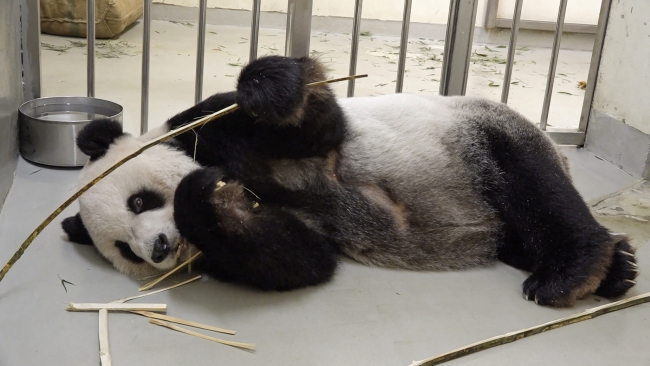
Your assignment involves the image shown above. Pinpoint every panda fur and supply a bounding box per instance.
[62,56,638,307]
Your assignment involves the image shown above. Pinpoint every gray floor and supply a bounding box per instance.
[0,146,647,366]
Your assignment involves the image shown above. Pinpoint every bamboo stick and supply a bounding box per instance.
[0,73,367,285]
[98,309,112,366]
[409,291,650,366]
[139,253,203,291]
[113,275,201,303]
[131,310,236,335]
[149,318,255,351]
[66,303,167,312]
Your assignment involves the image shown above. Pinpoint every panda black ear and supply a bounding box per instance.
[62,213,95,246]
[76,119,125,161]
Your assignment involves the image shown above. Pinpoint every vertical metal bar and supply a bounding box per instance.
[439,0,478,96]
[195,0,207,104]
[579,0,613,133]
[484,0,498,28]
[87,0,95,97]
[500,0,523,104]
[284,0,313,58]
[21,0,41,101]
[539,0,568,131]
[395,0,413,93]
[347,0,363,97]
[250,0,261,61]
[141,0,152,134]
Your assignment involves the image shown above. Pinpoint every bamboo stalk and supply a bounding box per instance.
[409,291,650,366]
[149,318,255,351]
[139,252,203,291]
[131,310,236,335]
[98,309,112,366]
[66,303,167,312]
[0,73,367,285]
[112,275,201,303]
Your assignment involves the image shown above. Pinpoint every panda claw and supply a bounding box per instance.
[534,296,540,305]
[624,279,636,285]
[619,250,635,258]
[523,293,529,301]
[627,260,638,269]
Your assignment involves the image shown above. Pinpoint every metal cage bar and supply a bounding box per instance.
[347,0,363,97]
[395,0,413,93]
[539,0,568,131]
[500,0,523,104]
[140,0,152,134]
[578,0,613,133]
[285,0,313,58]
[195,0,208,104]
[439,0,478,96]
[249,0,262,61]
[87,0,95,97]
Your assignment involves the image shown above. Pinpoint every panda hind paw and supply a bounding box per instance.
[594,239,638,299]
[522,270,582,308]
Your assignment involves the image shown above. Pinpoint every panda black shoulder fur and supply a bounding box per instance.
[62,56,638,307]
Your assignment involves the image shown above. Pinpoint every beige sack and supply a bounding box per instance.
[40,0,143,39]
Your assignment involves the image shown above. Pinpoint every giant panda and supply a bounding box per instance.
[61,55,638,307]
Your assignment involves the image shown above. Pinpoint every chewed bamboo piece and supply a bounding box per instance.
[112,275,201,303]
[132,310,236,335]
[0,73,367,285]
[149,318,256,351]
[139,252,203,291]
[67,302,167,312]
[98,309,112,366]
[409,291,650,366]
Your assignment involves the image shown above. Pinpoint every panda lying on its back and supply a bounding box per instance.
[62,56,637,307]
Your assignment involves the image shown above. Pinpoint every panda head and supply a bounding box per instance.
[62,120,200,276]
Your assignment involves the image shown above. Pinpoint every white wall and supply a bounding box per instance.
[498,0,600,25]
[592,0,650,135]
[153,0,489,27]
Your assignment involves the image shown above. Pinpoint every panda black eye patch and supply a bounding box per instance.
[127,189,165,214]
[115,241,145,263]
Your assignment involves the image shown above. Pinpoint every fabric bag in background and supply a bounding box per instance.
[40,0,143,39]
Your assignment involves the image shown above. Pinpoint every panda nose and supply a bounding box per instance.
[151,234,170,263]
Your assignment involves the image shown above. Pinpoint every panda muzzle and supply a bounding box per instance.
[151,234,171,263]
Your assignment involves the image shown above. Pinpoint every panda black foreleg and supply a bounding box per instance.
[173,167,339,291]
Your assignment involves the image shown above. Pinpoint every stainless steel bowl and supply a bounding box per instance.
[19,96,123,167]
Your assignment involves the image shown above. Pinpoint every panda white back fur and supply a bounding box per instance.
[62,56,638,307]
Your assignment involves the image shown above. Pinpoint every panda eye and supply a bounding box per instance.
[128,190,165,214]
[134,198,143,212]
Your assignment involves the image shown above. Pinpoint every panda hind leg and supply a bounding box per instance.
[174,167,339,291]
[479,127,636,307]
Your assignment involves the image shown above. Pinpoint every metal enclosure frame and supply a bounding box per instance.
[20,0,613,146]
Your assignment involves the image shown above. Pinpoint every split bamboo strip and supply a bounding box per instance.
[0,73,367,285]
[150,318,256,351]
[132,310,236,335]
[139,252,203,291]
[409,291,650,366]
[67,303,167,312]
[113,275,201,303]
[98,309,112,366]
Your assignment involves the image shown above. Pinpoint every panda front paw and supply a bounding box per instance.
[236,56,313,125]
[173,167,226,244]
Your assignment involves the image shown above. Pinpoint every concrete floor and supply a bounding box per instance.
[40,20,591,135]
[0,146,647,365]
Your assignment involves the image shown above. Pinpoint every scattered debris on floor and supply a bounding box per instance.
[66,257,256,364]
[578,80,587,89]
[590,181,650,249]
[409,291,650,366]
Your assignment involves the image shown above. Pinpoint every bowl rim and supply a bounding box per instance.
[18,96,123,124]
